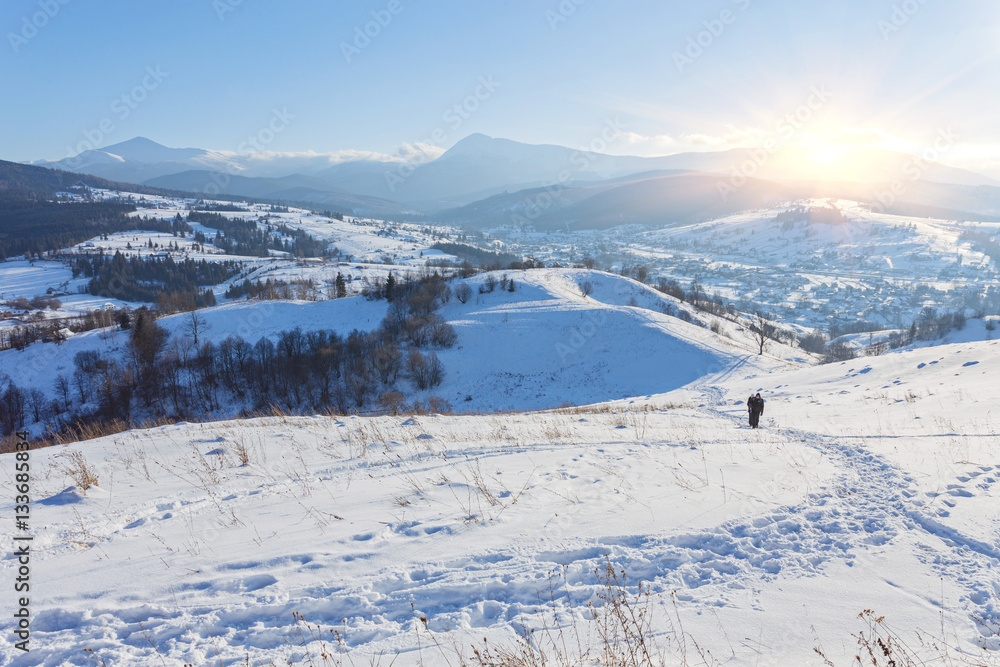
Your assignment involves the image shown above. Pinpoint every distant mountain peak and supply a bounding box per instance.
[108,136,169,150]
[96,137,206,164]
[454,132,494,144]
[442,133,500,156]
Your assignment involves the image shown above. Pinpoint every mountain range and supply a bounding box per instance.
[26,135,1000,227]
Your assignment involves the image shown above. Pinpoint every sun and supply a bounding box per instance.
[769,142,863,182]
[811,147,845,164]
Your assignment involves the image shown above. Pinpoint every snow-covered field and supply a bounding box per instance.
[2,329,999,664]
[2,190,999,665]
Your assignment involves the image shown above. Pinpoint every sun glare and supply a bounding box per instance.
[811,148,843,164]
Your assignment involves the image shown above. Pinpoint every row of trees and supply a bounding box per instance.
[70,251,240,309]
[0,200,139,259]
[224,277,325,301]
[187,211,326,258]
[3,269,463,435]
[797,307,970,362]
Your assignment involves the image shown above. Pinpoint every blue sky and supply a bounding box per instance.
[3,0,999,175]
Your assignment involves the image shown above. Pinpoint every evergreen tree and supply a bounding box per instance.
[385,272,396,301]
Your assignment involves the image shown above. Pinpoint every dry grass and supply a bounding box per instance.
[262,560,1000,667]
[58,449,100,491]
[229,431,264,467]
[466,557,719,667]
[552,402,689,416]
[813,610,1000,667]
[0,397,688,456]
[0,416,184,453]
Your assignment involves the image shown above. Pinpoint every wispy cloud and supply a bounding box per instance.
[222,142,446,167]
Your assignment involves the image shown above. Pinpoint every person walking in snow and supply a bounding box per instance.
[747,392,765,428]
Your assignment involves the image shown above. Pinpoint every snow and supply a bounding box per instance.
[0,261,79,301]
[0,266,793,423]
[2,190,1000,665]
[491,198,1000,331]
[3,326,1000,664]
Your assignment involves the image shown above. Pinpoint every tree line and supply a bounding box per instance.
[188,211,326,258]
[0,272,460,437]
[70,251,240,309]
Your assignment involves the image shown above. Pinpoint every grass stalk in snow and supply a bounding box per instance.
[58,449,100,490]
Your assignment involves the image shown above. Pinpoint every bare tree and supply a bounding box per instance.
[28,388,47,424]
[185,311,210,346]
[371,343,402,385]
[1,383,27,435]
[345,358,376,407]
[748,311,778,355]
[407,350,445,390]
[580,281,594,297]
[54,374,72,411]
[455,283,473,304]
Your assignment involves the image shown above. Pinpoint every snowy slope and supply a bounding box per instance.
[0,268,779,423]
[432,268,789,411]
[3,334,999,664]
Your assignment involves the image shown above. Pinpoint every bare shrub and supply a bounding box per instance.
[455,282,473,304]
[823,341,857,363]
[377,391,409,415]
[60,450,100,491]
[429,316,458,348]
[407,350,445,390]
[231,434,259,467]
[371,343,402,385]
[411,395,452,414]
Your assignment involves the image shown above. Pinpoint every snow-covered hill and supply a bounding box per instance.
[494,197,1000,332]
[2,337,998,665]
[0,268,786,422]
